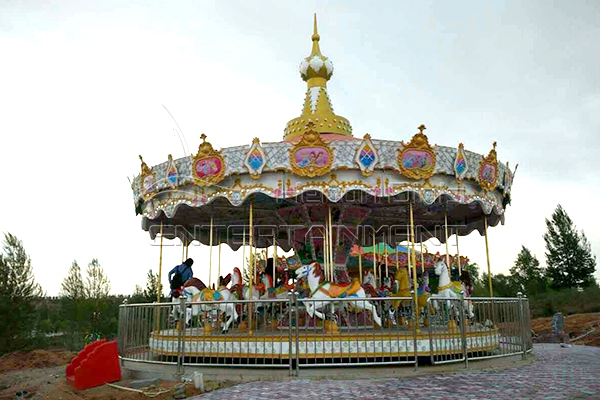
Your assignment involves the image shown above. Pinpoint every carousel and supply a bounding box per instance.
[128,16,518,366]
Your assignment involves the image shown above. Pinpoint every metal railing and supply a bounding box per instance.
[295,296,417,369]
[118,292,532,376]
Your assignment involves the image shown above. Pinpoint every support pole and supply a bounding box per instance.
[155,222,164,332]
[185,242,189,259]
[218,242,222,286]
[323,217,329,281]
[182,239,185,262]
[358,249,363,284]
[409,202,420,331]
[329,206,335,282]
[384,233,389,280]
[249,202,254,335]
[456,230,461,275]
[406,220,412,281]
[372,230,377,286]
[444,210,451,274]
[324,211,328,281]
[420,233,425,274]
[484,216,493,298]
[157,222,164,304]
[273,233,277,286]
[209,216,213,289]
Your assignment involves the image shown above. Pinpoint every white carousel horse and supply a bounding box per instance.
[295,262,382,327]
[431,260,474,319]
[363,270,376,288]
[230,267,264,305]
[172,277,239,333]
[259,272,293,300]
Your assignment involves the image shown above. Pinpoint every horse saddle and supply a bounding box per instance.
[326,279,361,298]
[439,281,463,294]
[198,288,222,302]
[267,286,290,298]
[183,277,206,291]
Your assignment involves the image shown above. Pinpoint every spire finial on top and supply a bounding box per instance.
[311,13,322,56]
[285,15,352,140]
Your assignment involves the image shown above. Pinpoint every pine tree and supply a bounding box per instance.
[143,269,163,302]
[84,259,111,300]
[0,233,42,353]
[509,246,545,295]
[543,205,596,289]
[61,261,85,300]
[130,285,146,303]
[59,261,86,337]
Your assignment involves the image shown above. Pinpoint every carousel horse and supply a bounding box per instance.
[171,276,239,333]
[295,262,382,327]
[417,272,431,314]
[390,267,412,308]
[380,275,394,296]
[230,267,265,307]
[431,260,474,319]
[259,272,294,300]
[460,270,474,297]
[361,270,379,297]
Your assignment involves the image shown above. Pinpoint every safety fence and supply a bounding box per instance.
[118,293,532,376]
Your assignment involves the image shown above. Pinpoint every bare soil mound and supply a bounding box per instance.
[0,349,76,374]
[531,312,600,347]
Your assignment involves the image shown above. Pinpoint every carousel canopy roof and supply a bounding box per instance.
[350,243,416,256]
[132,17,517,251]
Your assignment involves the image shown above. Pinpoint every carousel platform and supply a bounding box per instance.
[148,325,501,360]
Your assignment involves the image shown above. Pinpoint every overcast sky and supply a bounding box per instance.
[1,0,599,296]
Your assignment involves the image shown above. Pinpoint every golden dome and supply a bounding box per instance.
[284,14,353,140]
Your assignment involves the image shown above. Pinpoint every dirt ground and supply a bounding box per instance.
[2,313,599,399]
[531,312,600,347]
[0,350,232,400]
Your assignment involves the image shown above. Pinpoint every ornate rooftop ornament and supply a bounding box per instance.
[284,14,352,140]
[398,125,437,180]
[289,122,334,177]
[139,155,157,199]
[192,134,226,187]
[478,142,499,191]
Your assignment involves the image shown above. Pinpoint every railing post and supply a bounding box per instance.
[411,291,418,370]
[177,297,186,376]
[523,294,531,351]
[517,292,526,360]
[459,291,468,368]
[294,291,300,377]
[287,292,293,377]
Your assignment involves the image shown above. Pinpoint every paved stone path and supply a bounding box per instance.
[194,344,600,400]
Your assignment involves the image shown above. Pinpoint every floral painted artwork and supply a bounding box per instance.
[142,174,156,194]
[402,150,433,170]
[480,164,496,183]
[194,156,222,178]
[294,147,329,168]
